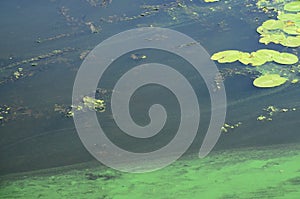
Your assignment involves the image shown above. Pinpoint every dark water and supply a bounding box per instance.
[0,0,299,175]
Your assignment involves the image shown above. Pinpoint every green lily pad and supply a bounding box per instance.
[284,1,300,12]
[211,50,242,63]
[273,52,299,64]
[253,74,288,88]
[280,36,300,47]
[282,25,300,35]
[259,35,272,45]
[260,33,286,45]
[249,53,268,66]
[255,49,280,61]
[262,19,284,30]
[256,26,270,36]
[277,13,300,21]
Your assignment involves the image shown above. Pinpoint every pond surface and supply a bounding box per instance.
[0,0,300,198]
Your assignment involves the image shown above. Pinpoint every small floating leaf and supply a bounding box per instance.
[253,74,288,88]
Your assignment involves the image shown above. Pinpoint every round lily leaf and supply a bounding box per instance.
[253,74,288,88]
[284,1,300,12]
[277,13,300,21]
[282,25,300,35]
[249,53,267,66]
[268,33,286,44]
[262,19,283,30]
[256,26,269,36]
[280,36,300,47]
[211,50,241,63]
[238,53,252,65]
[259,35,272,45]
[255,49,280,61]
[273,52,299,64]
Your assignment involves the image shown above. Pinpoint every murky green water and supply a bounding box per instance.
[0,0,300,198]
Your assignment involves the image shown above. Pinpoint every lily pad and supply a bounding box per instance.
[253,74,288,88]
[280,36,300,47]
[249,53,268,66]
[273,52,299,64]
[277,13,300,21]
[255,49,280,61]
[211,50,242,63]
[282,25,300,35]
[262,19,284,30]
[256,26,269,35]
[284,1,300,12]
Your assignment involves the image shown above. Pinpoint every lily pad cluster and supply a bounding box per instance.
[211,49,298,66]
[257,1,300,47]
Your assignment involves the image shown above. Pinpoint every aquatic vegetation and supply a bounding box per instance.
[257,0,300,47]
[273,52,299,64]
[284,1,300,12]
[211,49,298,66]
[221,122,242,133]
[253,74,288,88]
[82,96,106,112]
[55,94,106,118]
[257,105,298,121]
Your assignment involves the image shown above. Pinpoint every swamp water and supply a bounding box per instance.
[0,0,300,198]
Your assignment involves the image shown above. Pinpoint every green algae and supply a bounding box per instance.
[1,144,299,199]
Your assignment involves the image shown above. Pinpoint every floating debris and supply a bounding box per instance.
[85,22,100,33]
[36,33,72,44]
[257,105,298,122]
[79,50,91,60]
[213,72,224,91]
[3,48,75,70]
[130,53,147,60]
[221,122,242,133]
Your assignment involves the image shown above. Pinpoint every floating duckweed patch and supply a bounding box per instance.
[284,1,300,12]
[211,49,298,66]
[253,74,288,88]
